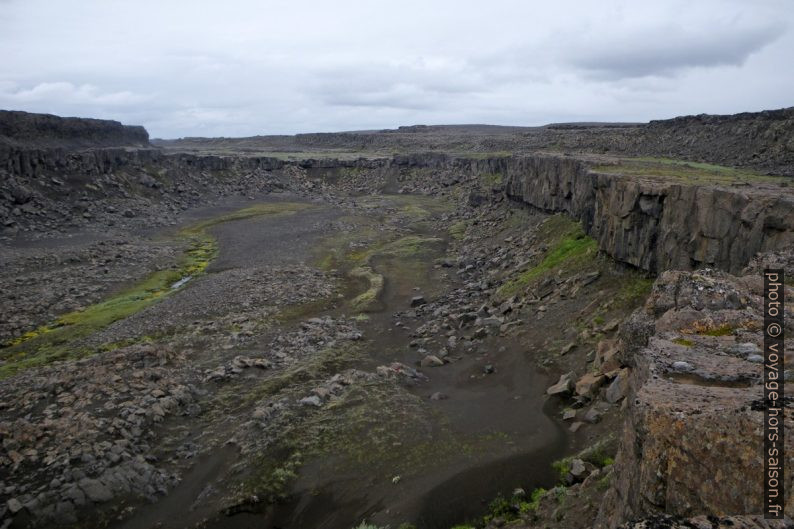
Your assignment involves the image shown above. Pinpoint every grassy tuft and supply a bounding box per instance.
[498,215,597,297]
[449,220,468,240]
[349,266,385,312]
[0,235,216,379]
[614,276,654,307]
[479,172,503,190]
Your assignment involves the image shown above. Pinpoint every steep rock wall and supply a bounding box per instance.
[0,110,150,149]
[595,261,794,527]
[3,146,793,275]
[502,155,794,274]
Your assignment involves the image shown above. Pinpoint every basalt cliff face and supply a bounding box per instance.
[3,145,793,275]
[0,110,150,150]
[155,106,794,176]
[596,254,794,528]
[500,156,794,274]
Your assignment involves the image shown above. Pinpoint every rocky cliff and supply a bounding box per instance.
[304,152,794,275]
[596,252,794,527]
[0,110,150,149]
[637,107,794,174]
[2,119,794,528]
[4,144,792,276]
[502,155,794,274]
[156,107,794,176]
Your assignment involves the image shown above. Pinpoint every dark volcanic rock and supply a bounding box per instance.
[503,155,794,274]
[597,258,794,526]
[0,110,150,149]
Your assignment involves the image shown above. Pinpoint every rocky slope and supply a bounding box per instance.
[5,145,791,276]
[0,111,149,150]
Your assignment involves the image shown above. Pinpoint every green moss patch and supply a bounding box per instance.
[349,266,385,312]
[614,276,654,307]
[591,157,789,186]
[0,203,310,378]
[497,215,598,297]
[449,220,468,240]
[479,172,503,190]
[227,346,500,507]
[699,323,735,336]
[184,202,314,234]
[0,235,217,379]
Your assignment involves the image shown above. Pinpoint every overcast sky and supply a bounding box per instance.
[1,0,792,138]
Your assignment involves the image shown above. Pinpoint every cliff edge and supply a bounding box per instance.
[0,110,150,150]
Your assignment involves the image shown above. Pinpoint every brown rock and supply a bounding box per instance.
[595,338,621,374]
[575,372,606,398]
[420,355,444,367]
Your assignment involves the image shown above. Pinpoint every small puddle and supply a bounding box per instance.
[170,275,193,290]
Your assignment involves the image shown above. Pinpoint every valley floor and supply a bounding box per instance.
[1,155,791,529]
[0,171,648,529]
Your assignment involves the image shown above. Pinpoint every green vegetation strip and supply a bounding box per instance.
[592,156,790,186]
[497,214,598,297]
[0,202,312,378]
[316,212,444,313]
[349,266,385,312]
[446,437,617,529]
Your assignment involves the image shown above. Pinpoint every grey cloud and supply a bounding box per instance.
[307,61,487,111]
[0,0,792,137]
[570,22,787,79]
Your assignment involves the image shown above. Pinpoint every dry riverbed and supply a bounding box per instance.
[1,180,651,529]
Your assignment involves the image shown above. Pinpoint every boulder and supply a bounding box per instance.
[605,368,631,403]
[570,458,587,479]
[420,355,444,367]
[410,295,426,307]
[583,407,603,424]
[78,478,113,503]
[547,372,575,396]
[575,372,606,398]
[595,338,621,374]
[7,498,23,514]
[299,395,322,407]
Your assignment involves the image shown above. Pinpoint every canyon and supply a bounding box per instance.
[0,109,792,529]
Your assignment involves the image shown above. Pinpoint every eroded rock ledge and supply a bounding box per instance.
[502,155,794,274]
[596,251,794,527]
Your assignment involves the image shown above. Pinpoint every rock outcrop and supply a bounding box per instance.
[503,155,794,274]
[0,110,150,149]
[596,253,794,527]
[637,108,794,175]
[3,142,792,276]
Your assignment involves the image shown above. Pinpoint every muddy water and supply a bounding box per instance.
[118,194,567,529]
